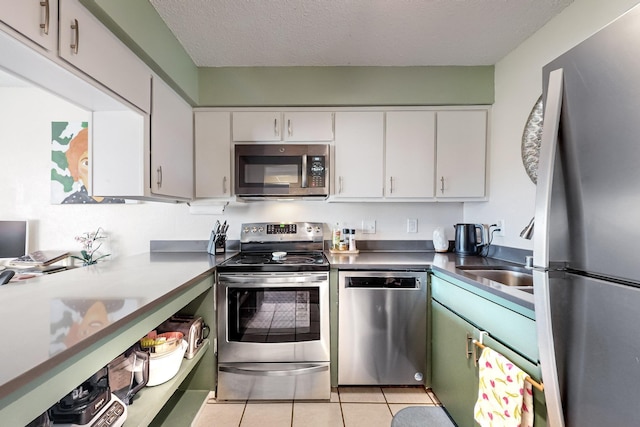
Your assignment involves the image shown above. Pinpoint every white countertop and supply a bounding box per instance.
[0,252,226,400]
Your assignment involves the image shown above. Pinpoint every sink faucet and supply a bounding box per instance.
[520,217,535,239]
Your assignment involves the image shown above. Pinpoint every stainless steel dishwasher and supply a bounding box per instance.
[338,270,427,385]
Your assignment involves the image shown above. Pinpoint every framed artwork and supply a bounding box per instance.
[51,121,125,204]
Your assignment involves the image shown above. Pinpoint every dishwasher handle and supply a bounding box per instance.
[344,276,422,289]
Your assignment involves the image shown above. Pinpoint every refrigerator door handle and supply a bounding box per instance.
[533,270,565,427]
[532,68,565,427]
[533,68,564,269]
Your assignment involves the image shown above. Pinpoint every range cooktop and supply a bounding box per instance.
[225,251,326,265]
[218,222,329,272]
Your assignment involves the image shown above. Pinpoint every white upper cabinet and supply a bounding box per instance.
[0,0,58,51]
[283,112,334,141]
[150,76,194,199]
[91,110,147,199]
[385,111,436,198]
[333,111,384,198]
[195,111,232,199]
[232,111,281,141]
[232,111,334,142]
[91,76,194,202]
[58,0,151,113]
[436,110,487,199]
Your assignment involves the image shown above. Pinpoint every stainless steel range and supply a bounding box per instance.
[216,222,330,400]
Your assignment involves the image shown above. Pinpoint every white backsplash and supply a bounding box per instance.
[1,86,464,259]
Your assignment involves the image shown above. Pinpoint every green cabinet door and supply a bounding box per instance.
[431,299,479,427]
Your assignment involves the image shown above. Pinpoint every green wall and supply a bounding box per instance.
[80,2,494,107]
[198,66,494,107]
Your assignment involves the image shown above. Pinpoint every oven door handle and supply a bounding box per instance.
[219,364,328,377]
[219,274,328,285]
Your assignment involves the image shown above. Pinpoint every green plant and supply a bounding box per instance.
[72,227,110,266]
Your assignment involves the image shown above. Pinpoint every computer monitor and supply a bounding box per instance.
[0,220,29,264]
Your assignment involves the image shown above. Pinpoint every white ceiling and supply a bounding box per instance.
[149,0,574,67]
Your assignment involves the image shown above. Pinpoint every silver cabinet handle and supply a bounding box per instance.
[339,176,343,194]
[157,166,163,188]
[440,176,445,194]
[40,0,50,35]
[288,119,292,137]
[331,113,335,140]
[274,118,278,137]
[465,333,473,360]
[390,176,394,194]
[70,19,79,54]
[219,364,328,377]
[222,176,227,194]
[472,339,479,367]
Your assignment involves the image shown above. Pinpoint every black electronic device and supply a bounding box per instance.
[0,270,15,285]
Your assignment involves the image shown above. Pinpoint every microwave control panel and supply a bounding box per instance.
[308,156,326,188]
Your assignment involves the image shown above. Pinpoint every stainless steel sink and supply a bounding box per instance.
[457,265,533,289]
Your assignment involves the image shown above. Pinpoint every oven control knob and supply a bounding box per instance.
[306,226,312,233]
[251,227,257,233]
[243,227,249,233]
[258,227,264,232]
[315,226,321,233]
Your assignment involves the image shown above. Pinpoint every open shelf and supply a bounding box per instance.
[125,339,210,426]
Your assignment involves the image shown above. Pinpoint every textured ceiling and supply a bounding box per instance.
[149,0,574,67]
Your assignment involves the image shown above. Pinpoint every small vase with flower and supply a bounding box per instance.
[71,227,110,266]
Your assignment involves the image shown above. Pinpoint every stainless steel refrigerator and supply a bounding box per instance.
[533,4,640,427]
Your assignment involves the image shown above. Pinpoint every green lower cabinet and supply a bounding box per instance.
[431,299,479,427]
[430,273,547,427]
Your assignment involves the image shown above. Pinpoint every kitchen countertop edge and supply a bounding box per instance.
[325,250,535,311]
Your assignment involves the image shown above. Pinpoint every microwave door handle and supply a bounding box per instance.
[301,154,308,188]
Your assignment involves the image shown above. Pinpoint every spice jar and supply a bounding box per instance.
[339,229,349,250]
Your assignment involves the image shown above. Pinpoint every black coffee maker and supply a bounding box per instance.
[453,223,486,255]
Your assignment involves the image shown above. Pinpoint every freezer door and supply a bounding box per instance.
[540,4,640,282]
[535,270,640,426]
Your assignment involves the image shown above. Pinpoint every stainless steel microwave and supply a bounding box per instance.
[234,144,330,199]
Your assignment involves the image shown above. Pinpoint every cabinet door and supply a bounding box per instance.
[333,112,384,198]
[385,111,435,198]
[0,0,58,51]
[92,110,147,198]
[431,299,479,427]
[195,111,231,198]
[283,112,334,141]
[150,76,193,199]
[436,110,487,198]
[58,0,151,113]
[232,111,281,141]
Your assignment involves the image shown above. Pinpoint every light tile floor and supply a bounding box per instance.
[193,386,442,427]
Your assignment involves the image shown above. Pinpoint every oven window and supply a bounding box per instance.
[227,287,320,343]
[240,156,301,187]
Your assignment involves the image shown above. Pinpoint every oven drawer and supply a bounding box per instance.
[217,362,330,400]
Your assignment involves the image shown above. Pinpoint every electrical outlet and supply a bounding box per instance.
[407,218,418,233]
[362,220,376,234]
[496,219,505,237]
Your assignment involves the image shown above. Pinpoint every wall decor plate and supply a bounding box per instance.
[521,95,544,184]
